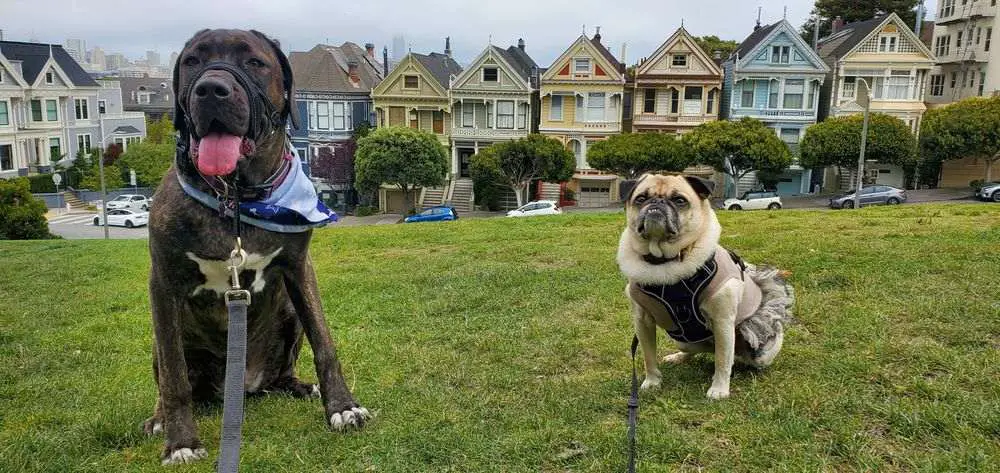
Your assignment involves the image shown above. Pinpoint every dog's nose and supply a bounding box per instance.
[194,77,232,100]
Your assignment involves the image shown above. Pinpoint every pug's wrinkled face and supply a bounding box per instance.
[627,174,715,244]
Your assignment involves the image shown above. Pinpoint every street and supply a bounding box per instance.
[46,211,149,240]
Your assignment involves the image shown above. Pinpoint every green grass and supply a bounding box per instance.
[1,204,999,472]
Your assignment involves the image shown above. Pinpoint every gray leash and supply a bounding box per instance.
[218,238,251,473]
[627,335,639,473]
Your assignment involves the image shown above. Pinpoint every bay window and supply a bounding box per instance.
[549,95,563,121]
[783,79,804,108]
[497,101,515,129]
[587,93,605,121]
[740,81,754,108]
[517,103,527,129]
[768,80,779,108]
[316,102,330,129]
[46,100,58,121]
[332,102,345,130]
[462,103,474,127]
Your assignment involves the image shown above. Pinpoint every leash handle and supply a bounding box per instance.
[217,297,249,473]
[628,335,639,473]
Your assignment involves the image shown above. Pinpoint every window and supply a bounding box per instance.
[138,93,150,104]
[549,95,563,121]
[643,89,656,113]
[977,27,983,45]
[462,103,474,127]
[0,101,8,126]
[783,79,804,109]
[517,102,527,129]
[771,46,790,64]
[987,28,993,52]
[308,101,317,128]
[670,88,680,113]
[432,111,444,134]
[31,100,42,121]
[482,67,498,82]
[587,93,605,121]
[46,99,58,121]
[45,72,54,84]
[98,100,106,114]
[951,71,958,88]
[497,101,515,128]
[740,81,754,107]
[403,75,418,89]
[768,80,779,108]
[332,102,345,130]
[316,102,330,129]
[885,74,910,99]
[574,58,590,73]
[49,137,61,161]
[878,35,898,52]
[969,70,977,88]
[942,0,955,17]
[930,75,945,96]
[962,71,968,88]
[74,98,89,120]
[980,72,987,96]
[0,144,12,171]
[935,35,952,56]
[77,134,91,152]
[957,30,964,48]
[671,54,687,67]
[807,81,817,109]
[707,89,716,114]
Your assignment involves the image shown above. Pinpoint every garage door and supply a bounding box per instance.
[577,185,611,207]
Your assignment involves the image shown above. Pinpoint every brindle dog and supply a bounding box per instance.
[145,29,369,465]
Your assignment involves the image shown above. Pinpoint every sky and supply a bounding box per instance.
[0,0,937,68]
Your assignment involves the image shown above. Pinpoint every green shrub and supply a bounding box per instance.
[0,179,56,240]
[354,205,378,217]
[27,174,57,193]
[970,179,986,191]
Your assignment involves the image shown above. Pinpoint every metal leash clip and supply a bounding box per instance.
[224,237,251,305]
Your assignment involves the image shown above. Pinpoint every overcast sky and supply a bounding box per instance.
[1,0,936,67]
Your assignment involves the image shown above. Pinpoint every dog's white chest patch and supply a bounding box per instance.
[186,247,283,297]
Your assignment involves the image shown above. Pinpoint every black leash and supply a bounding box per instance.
[627,335,640,473]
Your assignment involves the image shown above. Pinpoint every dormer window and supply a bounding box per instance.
[403,75,419,89]
[771,46,790,64]
[574,58,591,74]
[879,34,899,52]
[45,72,54,84]
[482,67,498,82]
[671,54,687,67]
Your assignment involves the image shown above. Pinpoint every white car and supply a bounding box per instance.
[93,209,149,228]
[506,200,563,217]
[105,194,152,211]
[976,182,1000,202]
[723,191,782,210]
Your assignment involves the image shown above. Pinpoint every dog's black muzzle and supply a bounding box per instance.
[637,200,680,240]
[181,61,282,143]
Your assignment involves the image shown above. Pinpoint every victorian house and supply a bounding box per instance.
[290,42,383,211]
[817,13,935,190]
[370,39,462,212]
[722,19,830,196]
[449,40,539,210]
[538,29,625,207]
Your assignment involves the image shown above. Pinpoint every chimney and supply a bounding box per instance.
[594,26,602,43]
[365,43,375,58]
[348,60,359,84]
[445,36,452,57]
[754,7,762,31]
[832,16,844,34]
[518,38,525,51]
[382,46,389,77]
[621,42,628,64]
[713,50,722,60]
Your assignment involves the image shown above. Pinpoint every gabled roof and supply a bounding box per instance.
[290,42,384,94]
[452,44,536,90]
[0,41,98,87]
[730,19,829,72]
[732,23,781,60]
[817,13,934,61]
[411,52,463,89]
[503,45,540,80]
[637,26,723,78]
[590,36,624,73]
[540,34,625,82]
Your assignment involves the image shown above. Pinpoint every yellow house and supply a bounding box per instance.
[370,47,463,212]
[539,30,625,207]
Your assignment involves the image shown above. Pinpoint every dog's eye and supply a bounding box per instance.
[672,196,688,206]
[246,58,266,68]
[634,195,646,204]
[182,56,200,67]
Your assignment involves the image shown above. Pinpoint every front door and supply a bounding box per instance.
[459,148,475,178]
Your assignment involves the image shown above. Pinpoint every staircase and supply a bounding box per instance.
[62,192,88,210]
[449,178,474,212]
[421,185,448,209]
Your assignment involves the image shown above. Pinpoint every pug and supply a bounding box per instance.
[617,174,794,400]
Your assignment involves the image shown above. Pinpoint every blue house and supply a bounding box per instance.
[289,42,384,210]
[721,19,830,197]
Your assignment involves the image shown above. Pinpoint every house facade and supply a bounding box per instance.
[817,14,935,190]
[449,40,539,210]
[539,31,625,207]
[0,41,145,180]
[722,20,830,197]
[290,42,383,211]
[371,41,462,212]
[116,76,174,122]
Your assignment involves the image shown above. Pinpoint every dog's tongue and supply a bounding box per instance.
[196,133,242,176]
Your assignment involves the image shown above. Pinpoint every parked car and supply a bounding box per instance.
[723,191,782,210]
[403,206,458,223]
[105,194,152,211]
[93,209,149,228]
[829,185,907,209]
[506,200,562,217]
[975,182,1000,202]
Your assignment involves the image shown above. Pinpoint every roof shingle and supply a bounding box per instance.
[0,40,98,86]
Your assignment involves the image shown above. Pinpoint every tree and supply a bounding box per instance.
[469,134,574,207]
[587,132,691,179]
[78,144,126,190]
[354,126,449,214]
[145,115,175,145]
[0,178,55,240]
[118,140,174,187]
[920,96,1000,183]
[683,118,792,197]
[800,113,917,176]
[468,145,507,211]
[693,36,739,60]
[801,0,919,44]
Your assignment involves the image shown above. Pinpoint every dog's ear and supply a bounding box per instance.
[684,175,716,200]
[620,173,650,202]
[252,30,300,130]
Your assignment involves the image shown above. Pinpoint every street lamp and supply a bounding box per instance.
[95,117,123,240]
[853,78,873,210]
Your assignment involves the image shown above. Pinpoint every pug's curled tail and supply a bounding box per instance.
[738,265,795,354]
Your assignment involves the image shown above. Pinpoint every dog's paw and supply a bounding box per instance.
[639,376,662,390]
[310,384,321,398]
[329,406,372,431]
[142,417,163,436]
[662,352,691,364]
[161,447,207,465]
[705,385,730,400]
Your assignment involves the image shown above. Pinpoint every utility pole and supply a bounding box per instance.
[915,0,926,37]
[97,118,109,239]
[854,79,872,210]
[813,16,821,51]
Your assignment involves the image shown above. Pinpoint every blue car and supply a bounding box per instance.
[403,206,459,223]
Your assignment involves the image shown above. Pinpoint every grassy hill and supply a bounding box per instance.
[1,204,998,472]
